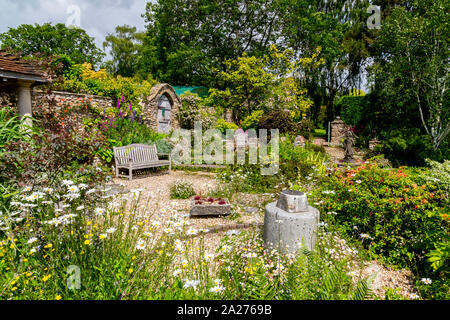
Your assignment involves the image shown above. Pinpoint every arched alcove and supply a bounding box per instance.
[142,83,181,133]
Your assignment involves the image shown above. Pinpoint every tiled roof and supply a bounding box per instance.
[0,50,46,79]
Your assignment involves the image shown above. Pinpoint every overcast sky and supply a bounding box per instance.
[0,0,150,58]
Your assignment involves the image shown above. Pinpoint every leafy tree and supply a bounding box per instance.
[141,0,283,86]
[207,45,315,122]
[0,23,105,67]
[371,0,450,151]
[279,0,372,125]
[103,25,145,77]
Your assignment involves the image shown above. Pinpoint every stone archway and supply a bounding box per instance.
[142,83,181,133]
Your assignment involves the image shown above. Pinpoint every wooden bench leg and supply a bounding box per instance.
[129,167,133,181]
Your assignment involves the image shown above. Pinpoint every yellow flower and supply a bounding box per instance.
[99,234,106,240]
[42,274,52,282]
[11,287,17,291]
[84,240,90,245]
[44,243,53,249]
[55,295,62,300]
[132,256,137,260]
[128,268,133,274]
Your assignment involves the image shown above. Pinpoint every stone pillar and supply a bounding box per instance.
[330,116,347,147]
[17,80,34,127]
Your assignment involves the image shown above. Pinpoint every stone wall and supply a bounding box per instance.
[330,116,350,147]
[32,90,114,112]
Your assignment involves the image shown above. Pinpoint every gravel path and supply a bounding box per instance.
[112,170,267,253]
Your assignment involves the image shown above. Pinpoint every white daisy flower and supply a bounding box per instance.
[163,227,173,234]
[135,239,146,250]
[95,208,105,216]
[187,228,198,236]
[152,221,161,228]
[106,227,116,234]
[421,278,432,285]
[226,230,239,236]
[204,252,214,261]
[78,184,88,190]
[409,293,420,299]
[183,279,200,290]
[67,185,79,193]
[173,269,182,277]
[62,180,74,186]
[27,237,38,245]
[209,285,225,293]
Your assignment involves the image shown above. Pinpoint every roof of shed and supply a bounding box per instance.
[0,50,47,83]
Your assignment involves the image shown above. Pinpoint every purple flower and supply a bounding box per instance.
[138,115,142,123]
[129,102,132,112]
[119,111,123,118]
[122,93,125,103]
[131,111,135,123]
[117,99,120,109]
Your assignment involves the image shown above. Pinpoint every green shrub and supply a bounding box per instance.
[336,95,367,126]
[381,128,450,166]
[170,181,196,199]
[241,110,264,131]
[178,92,204,129]
[258,110,296,134]
[296,119,315,140]
[216,119,239,135]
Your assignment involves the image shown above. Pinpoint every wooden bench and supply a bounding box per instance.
[113,144,171,180]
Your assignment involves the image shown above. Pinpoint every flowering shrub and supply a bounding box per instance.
[309,162,449,298]
[54,63,157,106]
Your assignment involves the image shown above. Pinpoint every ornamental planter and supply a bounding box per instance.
[190,197,231,217]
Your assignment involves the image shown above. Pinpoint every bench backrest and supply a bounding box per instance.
[113,144,159,165]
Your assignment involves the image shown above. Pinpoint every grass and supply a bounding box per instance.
[313,129,327,138]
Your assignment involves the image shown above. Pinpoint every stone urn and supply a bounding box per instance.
[264,190,320,253]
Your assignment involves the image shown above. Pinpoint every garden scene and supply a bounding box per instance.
[0,0,448,301]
